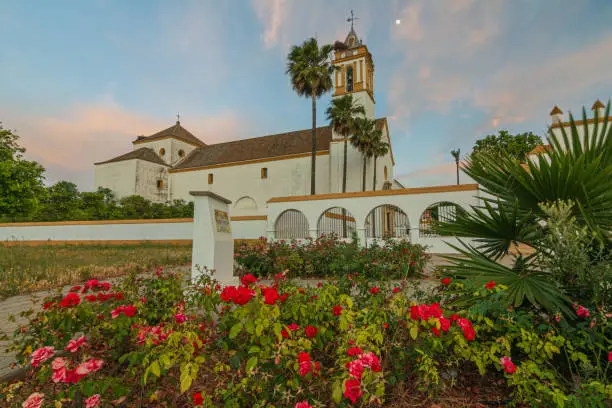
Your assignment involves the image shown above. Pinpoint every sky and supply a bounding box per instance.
[2,0,612,190]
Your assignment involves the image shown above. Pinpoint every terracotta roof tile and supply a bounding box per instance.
[592,99,605,110]
[550,106,563,115]
[133,121,206,147]
[527,144,552,155]
[95,147,169,166]
[172,118,387,171]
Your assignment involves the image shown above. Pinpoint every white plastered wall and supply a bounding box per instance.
[94,160,137,200]
[134,160,169,203]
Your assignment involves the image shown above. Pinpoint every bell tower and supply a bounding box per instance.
[332,10,375,120]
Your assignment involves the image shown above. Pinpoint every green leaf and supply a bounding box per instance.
[410,326,418,340]
[246,357,258,372]
[248,346,260,354]
[180,364,194,393]
[229,322,243,339]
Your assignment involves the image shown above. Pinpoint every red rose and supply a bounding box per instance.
[369,287,380,294]
[393,287,401,293]
[347,347,363,356]
[193,392,204,406]
[410,305,420,320]
[485,281,496,290]
[59,293,81,308]
[281,329,289,338]
[240,274,257,286]
[333,305,343,316]
[500,356,516,374]
[441,277,451,285]
[431,327,440,337]
[85,295,97,302]
[346,359,364,379]
[233,286,254,305]
[279,293,289,303]
[262,287,280,305]
[220,286,238,303]
[344,378,363,404]
[438,317,450,332]
[305,326,318,338]
[43,301,55,310]
[608,351,612,362]
[287,323,300,331]
[70,286,81,292]
[298,351,310,363]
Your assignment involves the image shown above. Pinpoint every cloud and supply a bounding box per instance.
[2,99,247,190]
[397,162,474,187]
[252,0,287,49]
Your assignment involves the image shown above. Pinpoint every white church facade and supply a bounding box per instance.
[94,27,400,219]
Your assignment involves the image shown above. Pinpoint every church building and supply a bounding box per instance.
[94,25,401,220]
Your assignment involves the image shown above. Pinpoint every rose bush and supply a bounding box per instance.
[234,235,430,280]
[1,268,610,407]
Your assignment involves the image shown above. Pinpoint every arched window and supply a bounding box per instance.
[274,210,309,239]
[346,66,354,92]
[317,207,356,238]
[365,205,410,239]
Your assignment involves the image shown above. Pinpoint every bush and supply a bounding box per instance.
[2,270,610,407]
[234,235,430,280]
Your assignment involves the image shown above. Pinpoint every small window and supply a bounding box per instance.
[261,167,268,179]
[208,174,213,184]
[159,148,166,156]
[346,66,354,92]
[384,166,388,181]
[156,180,164,189]
[178,149,185,158]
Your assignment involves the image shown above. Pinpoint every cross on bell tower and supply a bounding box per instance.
[347,9,359,31]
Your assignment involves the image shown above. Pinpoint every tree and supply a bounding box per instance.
[371,135,389,191]
[36,181,82,221]
[0,124,45,221]
[287,38,335,195]
[351,118,382,192]
[472,130,543,162]
[325,94,365,193]
[450,149,460,185]
[437,104,612,315]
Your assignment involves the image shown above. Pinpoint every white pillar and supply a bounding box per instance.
[356,226,366,248]
[190,191,235,285]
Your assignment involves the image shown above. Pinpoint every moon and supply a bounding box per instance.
[395,19,401,25]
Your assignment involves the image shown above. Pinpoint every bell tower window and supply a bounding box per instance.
[346,66,354,92]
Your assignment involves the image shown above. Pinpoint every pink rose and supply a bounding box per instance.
[85,394,101,408]
[174,313,188,324]
[30,346,54,367]
[22,392,44,408]
[346,359,364,379]
[65,336,87,353]
[295,402,312,408]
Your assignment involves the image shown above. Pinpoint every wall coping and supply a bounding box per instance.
[189,191,232,204]
[267,184,479,203]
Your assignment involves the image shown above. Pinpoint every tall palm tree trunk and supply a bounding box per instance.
[341,140,348,238]
[310,92,317,195]
[362,155,367,192]
[455,160,460,185]
[372,156,377,191]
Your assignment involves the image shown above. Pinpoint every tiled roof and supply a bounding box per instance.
[95,147,169,166]
[528,144,552,155]
[133,121,205,147]
[172,118,387,171]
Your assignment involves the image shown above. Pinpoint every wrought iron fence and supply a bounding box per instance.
[274,209,309,239]
[365,205,410,239]
[419,202,460,237]
[317,207,356,238]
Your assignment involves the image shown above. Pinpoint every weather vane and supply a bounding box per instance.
[347,9,358,30]
[176,113,180,123]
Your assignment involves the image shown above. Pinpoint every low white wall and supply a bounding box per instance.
[0,219,194,243]
[231,220,267,240]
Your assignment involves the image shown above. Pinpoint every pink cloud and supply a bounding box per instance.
[2,100,247,190]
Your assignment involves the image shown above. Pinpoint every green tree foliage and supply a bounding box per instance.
[438,104,612,315]
[286,37,335,195]
[351,118,382,191]
[472,130,543,162]
[0,124,46,220]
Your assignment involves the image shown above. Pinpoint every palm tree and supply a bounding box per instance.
[325,95,365,193]
[286,38,335,195]
[351,118,382,191]
[371,135,389,191]
[437,103,612,315]
[451,149,460,185]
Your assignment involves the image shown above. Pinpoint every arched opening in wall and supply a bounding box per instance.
[365,205,410,239]
[384,166,388,180]
[419,202,465,237]
[317,207,356,238]
[234,196,258,215]
[275,209,309,239]
[346,66,354,92]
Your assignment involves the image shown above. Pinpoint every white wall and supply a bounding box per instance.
[135,159,169,203]
[0,219,193,242]
[170,154,333,211]
[230,220,267,240]
[94,160,137,200]
[132,138,198,167]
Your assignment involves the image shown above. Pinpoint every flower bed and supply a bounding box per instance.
[234,235,430,280]
[1,269,610,407]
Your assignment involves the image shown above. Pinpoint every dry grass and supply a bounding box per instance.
[0,242,192,299]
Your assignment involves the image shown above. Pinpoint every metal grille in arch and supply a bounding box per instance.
[274,209,309,239]
[365,205,410,239]
[317,207,356,238]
